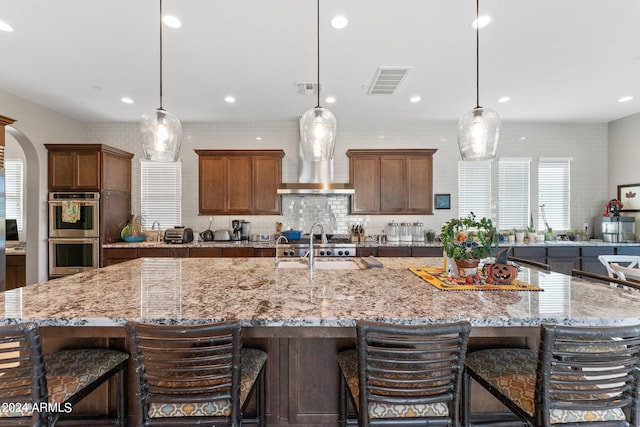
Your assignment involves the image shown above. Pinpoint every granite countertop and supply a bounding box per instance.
[3,257,640,328]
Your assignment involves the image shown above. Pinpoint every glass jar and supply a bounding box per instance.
[400,223,412,242]
[386,222,400,242]
[412,222,424,242]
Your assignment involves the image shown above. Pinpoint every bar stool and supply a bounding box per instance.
[0,322,128,427]
[337,320,471,427]
[463,323,640,426]
[126,320,267,426]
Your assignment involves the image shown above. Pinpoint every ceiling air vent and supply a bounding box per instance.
[368,66,412,95]
[296,82,320,96]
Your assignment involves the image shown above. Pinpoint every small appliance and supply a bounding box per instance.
[164,227,194,244]
[231,220,242,241]
[241,221,251,240]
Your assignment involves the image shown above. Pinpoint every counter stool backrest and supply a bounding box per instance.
[357,321,471,426]
[536,323,640,426]
[598,255,640,279]
[0,322,48,425]
[126,321,244,426]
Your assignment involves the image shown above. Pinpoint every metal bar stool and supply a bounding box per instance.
[337,320,472,427]
[0,322,128,427]
[126,320,267,426]
[463,323,640,426]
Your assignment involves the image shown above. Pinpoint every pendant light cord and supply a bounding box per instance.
[475,0,480,109]
[315,0,321,108]
[159,0,164,111]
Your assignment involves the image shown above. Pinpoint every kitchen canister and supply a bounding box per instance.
[400,223,412,242]
[386,222,400,242]
[412,222,424,242]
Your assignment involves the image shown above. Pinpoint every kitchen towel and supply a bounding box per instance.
[61,200,81,223]
[410,267,542,291]
[361,256,383,268]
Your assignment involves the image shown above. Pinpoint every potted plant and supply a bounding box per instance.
[540,204,554,241]
[514,228,526,243]
[527,212,537,243]
[441,213,498,276]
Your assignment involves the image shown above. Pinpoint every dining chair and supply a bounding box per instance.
[0,322,128,427]
[126,320,267,426]
[463,323,640,427]
[610,262,640,283]
[337,320,472,427]
[598,255,640,280]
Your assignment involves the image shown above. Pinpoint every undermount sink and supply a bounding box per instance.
[276,259,361,270]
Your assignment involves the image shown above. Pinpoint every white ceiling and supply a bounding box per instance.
[1,0,639,124]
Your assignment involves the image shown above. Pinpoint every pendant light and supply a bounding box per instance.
[299,0,337,162]
[457,0,500,161]
[140,0,182,163]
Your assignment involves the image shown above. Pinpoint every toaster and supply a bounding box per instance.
[164,227,194,244]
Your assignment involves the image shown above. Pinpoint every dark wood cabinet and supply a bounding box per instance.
[411,246,442,257]
[196,150,284,215]
[189,247,223,257]
[222,247,255,257]
[138,247,189,258]
[347,149,436,214]
[45,144,132,192]
[377,246,412,257]
[102,248,138,267]
[356,247,377,257]
[6,254,26,290]
[254,248,276,257]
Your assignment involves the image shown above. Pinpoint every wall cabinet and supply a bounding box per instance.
[196,150,284,215]
[45,144,132,192]
[347,149,436,214]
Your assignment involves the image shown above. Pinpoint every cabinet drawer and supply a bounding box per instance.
[547,247,580,257]
[138,247,189,257]
[377,247,411,257]
[222,247,255,257]
[189,247,223,257]
[512,247,546,258]
[254,248,276,257]
[411,247,442,257]
[616,246,640,256]
[581,246,614,257]
[356,247,377,257]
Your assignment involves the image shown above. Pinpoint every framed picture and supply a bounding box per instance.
[618,183,640,212]
[434,193,451,210]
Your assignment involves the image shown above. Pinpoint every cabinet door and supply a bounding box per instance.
[406,155,433,213]
[380,156,406,212]
[74,151,101,189]
[252,156,281,214]
[102,248,138,267]
[350,156,380,214]
[227,157,252,213]
[547,247,580,275]
[49,151,76,190]
[199,156,226,214]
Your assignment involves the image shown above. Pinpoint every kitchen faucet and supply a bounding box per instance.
[308,222,326,272]
[151,221,161,242]
[274,235,289,266]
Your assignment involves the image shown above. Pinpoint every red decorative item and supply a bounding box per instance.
[603,199,624,217]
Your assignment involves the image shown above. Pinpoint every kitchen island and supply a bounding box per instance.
[3,257,640,425]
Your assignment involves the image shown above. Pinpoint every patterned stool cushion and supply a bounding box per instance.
[148,347,267,419]
[465,349,625,424]
[45,349,128,405]
[336,349,449,419]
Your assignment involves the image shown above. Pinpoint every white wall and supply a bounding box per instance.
[608,112,640,224]
[87,120,608,237]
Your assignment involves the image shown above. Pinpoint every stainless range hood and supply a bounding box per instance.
[277,149,354,195]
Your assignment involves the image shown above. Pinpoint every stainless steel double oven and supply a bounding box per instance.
[48,192,100,277]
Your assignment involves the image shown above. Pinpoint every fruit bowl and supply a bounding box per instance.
[123,235,146,243]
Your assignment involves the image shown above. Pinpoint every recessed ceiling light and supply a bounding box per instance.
[331,16,348,29]
[0,21,14,32]
[255,136,262,141]
[518,136,527,141]
[498,96,511,103]
[121,97,134,104]
[472,15,492,29]
[163,15,182,29]
[618,96,633,103]
[325,96,336,104]
[409,96,421,103]
[224,96,236,103]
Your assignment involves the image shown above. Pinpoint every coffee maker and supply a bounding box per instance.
[241,221,251,241]
[231,220,242,241]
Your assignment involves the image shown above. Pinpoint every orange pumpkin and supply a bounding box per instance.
[484,263,518,284]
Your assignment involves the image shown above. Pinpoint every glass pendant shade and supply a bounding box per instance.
[140,108,182,162]
[457,107,500,161]
[299,106,337,161]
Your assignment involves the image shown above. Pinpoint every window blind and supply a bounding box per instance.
[498,158,530,230]
[140,160,182,230]
[538,158,570,231]
[458,160,491,219]
[5,158,24,231]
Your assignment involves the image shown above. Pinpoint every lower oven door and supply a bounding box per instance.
[48,238,100,277]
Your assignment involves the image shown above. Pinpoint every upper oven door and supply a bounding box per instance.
[48,192,100,237]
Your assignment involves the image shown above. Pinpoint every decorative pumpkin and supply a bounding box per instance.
[483,248,518,284]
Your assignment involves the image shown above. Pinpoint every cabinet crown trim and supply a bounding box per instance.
[195,149,285,158]
[347,148,437,157]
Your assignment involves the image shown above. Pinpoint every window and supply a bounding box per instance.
[538,158,571,231]
[5,158,24,231]
[140,160,182,230]
[458,160,491,219]
[498,158,531,230]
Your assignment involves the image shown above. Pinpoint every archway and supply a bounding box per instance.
[6,126,44,284]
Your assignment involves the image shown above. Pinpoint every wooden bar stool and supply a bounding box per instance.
[0,322,128,427]
[337,320,471,426]
[463,323,640,426]
[126,320,267,426]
